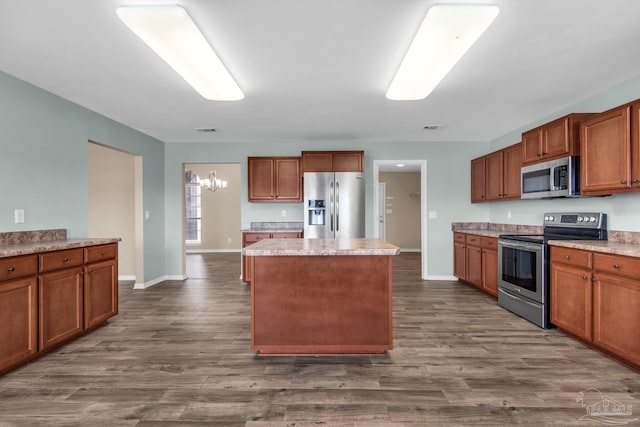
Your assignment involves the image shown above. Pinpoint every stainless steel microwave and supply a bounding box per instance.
[521,156,580,199]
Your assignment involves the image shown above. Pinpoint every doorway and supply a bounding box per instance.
[373,160,427,279]
[88,141,144,286]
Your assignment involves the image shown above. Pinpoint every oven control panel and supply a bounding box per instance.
[543,212,606,229]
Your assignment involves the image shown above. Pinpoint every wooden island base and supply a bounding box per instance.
[249,254,393,355]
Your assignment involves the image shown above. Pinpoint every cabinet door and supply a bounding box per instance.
[484,151,503,200]
[550,263,592,341]
[592,272,640,367]
[248,157,275,201]
[453,242,466,280]
[482,248,498,297]
[465,245,482,287]
[631,102,640,188]
[275,157,301,201]
[542,116,571,159]
[0,277,37,373]
[39,267,84,351]
[522,128,543,164]
[581,106,631,194]
[502,143,522,199]
[301,152,333,172]
[84,259,118,330]
[332,152,363,172]
[470,157,486,202]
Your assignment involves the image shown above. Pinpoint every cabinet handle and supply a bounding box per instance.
[7,266,15,272]
[582,275,588,280]
[62,257,69,262]
[564,255,570,259]
[621,180,628,184]
[613,264,620,269]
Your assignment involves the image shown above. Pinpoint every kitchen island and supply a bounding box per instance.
[243,238,400,355]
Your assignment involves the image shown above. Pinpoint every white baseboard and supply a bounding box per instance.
[118,275,136,281]
[133,274,187,289]
[185,249,241,254]
[399,248,421,252]
[425,275,459,281]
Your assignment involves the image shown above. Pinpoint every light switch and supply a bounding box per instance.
[145,210,150,220]
[428,211,438,219]
[14,209,24,224]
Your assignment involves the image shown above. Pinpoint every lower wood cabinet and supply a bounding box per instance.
[242,231,301,284]
[453,232,498,298]
[0,242,118,375]
[550,245,640,369]
[39,266,84,351]
[0,276,37,373]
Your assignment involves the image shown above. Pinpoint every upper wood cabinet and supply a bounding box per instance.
[581,101,640,195]
[248,157,302,202]
[470,157,486,202]
[301,151,363,172]
[522,113,593,165]
[471,142,521,203]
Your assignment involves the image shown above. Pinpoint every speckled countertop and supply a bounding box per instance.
[241,221,304,233]
[0,238,121,258]
[243,238,400,256]
[0,229,120,258]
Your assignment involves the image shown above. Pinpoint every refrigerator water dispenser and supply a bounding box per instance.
[308,200,325,225]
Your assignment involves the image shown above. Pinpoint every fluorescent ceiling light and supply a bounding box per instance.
[386,4,499,101]
[116,5,244,101]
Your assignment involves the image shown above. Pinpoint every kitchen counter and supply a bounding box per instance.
[243,238,400,256]
[241,221,304,234]
[0,238,122,258]
[245,237,398,355]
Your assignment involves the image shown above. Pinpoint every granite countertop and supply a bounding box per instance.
[241,221,304,233]
[0,238,121,258]
[243,238,400,256]
[454,230,504,238]
[548,240,640,258]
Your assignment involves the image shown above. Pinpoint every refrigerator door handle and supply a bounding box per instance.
[335,181,340,232]
[330,181,334,232]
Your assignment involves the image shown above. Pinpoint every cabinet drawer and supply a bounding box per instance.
[454,232,466,244]
[551,247,592,268]
[39,248,84,273]
[594,253,640,279]
[0,255,38,281]
[243,233,271,246]
[465,234,481,246]
[481,237,497,250]
[271,232,300,239]
[84,244,117,264]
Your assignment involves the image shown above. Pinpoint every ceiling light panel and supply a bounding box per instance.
[386,4,499,101]
[116,5,244,101]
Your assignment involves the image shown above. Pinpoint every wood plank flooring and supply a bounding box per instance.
[0,253,638,426]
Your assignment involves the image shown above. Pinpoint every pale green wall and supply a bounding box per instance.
[487,74,640,230]
[0,71,166,283]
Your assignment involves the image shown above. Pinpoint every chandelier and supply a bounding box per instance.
[200,170,228,192]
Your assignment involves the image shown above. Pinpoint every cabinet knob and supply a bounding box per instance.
[582,275,588,280]
[613,264,620,269]
[62,257,69,262]
[101,250,107,256]
[565,255,570,259]
[7,266,15,272]
[621,180,628,184]
[541,152,546,156]
[633,178,639,184]
[592,277,598,283]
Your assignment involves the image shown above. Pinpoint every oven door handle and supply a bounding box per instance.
[499,240,542,252]
[499,288,541,309]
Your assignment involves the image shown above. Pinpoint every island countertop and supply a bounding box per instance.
[243,238,400,256]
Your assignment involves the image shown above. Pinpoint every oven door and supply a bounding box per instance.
[498,239,544,303]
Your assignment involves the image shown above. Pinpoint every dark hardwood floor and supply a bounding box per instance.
[0,252,638,426]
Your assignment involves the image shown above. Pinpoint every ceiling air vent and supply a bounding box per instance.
[423,125,442,130]
[196,128,217,133]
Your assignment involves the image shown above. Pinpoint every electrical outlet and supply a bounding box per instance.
[507,210,512,219]
[14,209,24,224]
[281,210,287,217]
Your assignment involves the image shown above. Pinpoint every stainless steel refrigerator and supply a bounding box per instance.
[304,172,365,238]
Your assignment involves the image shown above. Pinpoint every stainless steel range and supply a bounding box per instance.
[498,212,607,328]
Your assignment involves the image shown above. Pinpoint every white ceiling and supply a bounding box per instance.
[1,1,640,144]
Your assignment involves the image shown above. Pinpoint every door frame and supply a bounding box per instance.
[373,160,427,280]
